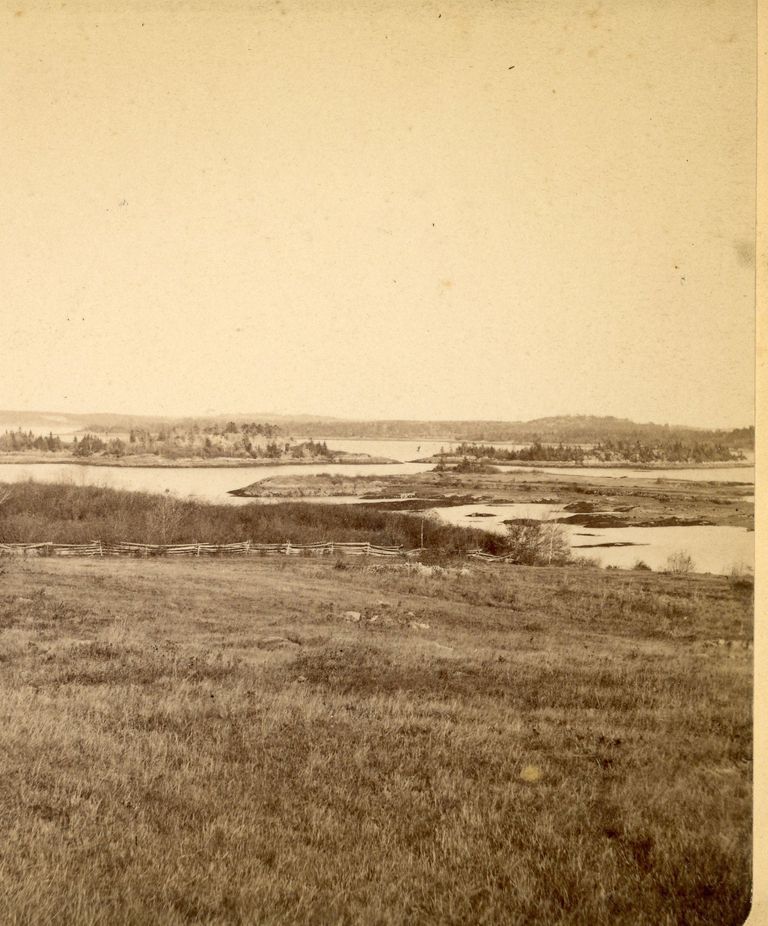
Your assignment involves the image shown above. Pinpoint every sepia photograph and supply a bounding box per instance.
[0,1,758,923]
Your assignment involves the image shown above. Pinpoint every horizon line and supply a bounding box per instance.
[0,407,754,433]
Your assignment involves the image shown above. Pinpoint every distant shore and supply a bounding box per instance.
[411,456,753,470]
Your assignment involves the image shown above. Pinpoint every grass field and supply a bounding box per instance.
[0,555,752,924]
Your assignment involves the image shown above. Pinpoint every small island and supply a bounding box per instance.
[0,422,396,468]
[412,439,750,468]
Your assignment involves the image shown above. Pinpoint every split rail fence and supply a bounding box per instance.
[0,540,422,559]
[466,549,515,563]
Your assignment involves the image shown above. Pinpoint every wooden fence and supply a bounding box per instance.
[466,549,514,563]
[0,540,422,559]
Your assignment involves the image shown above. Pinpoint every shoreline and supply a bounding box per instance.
[410,457,753,470]
[230,470,755,530]
[0,454,399,469]
[0,453,752,472]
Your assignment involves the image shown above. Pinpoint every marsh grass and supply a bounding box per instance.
[0,481,501,553]
[0,556,751,925]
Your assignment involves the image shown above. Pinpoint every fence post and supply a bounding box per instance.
[285,540,291,556]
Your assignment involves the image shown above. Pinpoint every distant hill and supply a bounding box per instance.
[0,410,754,449]
[0,410,89,434]
[0,410,334,434]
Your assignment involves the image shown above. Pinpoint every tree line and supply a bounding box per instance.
[0,430,64,453]
[0,424,337,461]
[438,439,746,464]
[247,416,754,449]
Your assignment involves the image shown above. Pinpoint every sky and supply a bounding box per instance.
[0,0,756,428]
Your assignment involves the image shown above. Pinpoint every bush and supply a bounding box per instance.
[729,562,754,590]
[570,555,602,569]
[503,519,570,566]
[665,551,696,575]
[632,560,652,571]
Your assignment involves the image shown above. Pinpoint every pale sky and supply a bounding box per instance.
[1,0,756,428]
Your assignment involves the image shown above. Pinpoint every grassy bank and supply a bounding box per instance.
[0,482,503,553]
[0,556,752,924]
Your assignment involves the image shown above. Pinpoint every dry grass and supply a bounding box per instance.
[0,556,752,925]
[0,481,500,553]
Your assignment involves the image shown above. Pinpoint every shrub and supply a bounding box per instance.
[665,551,696,575]
[729,562,754,590]
[570,555,602,569]
[503,519,570,566]
[0,481,499,554]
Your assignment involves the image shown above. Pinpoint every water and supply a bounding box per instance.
[0,459,435,506]
[303,438,536,462]
[427,502,567,524]
[0,439,753,500]
[0,415,87,439]
[428,503,754,575]
[302,439,446,461]
[565,525,754,575]
[309,442,755,483]
[0,441,754,574]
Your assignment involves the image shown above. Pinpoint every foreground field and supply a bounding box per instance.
[0,557,752,924]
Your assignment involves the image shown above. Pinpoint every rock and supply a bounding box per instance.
[368,615,379,623]
[343,611,362,623]
[409,621,430,631]
[520,764,542,783]
[556,514,628,528]
[563,501,598,512]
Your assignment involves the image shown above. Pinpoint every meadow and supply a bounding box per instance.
[0,553,752,925]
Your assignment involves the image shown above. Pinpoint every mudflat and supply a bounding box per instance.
[231,469,755,529]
